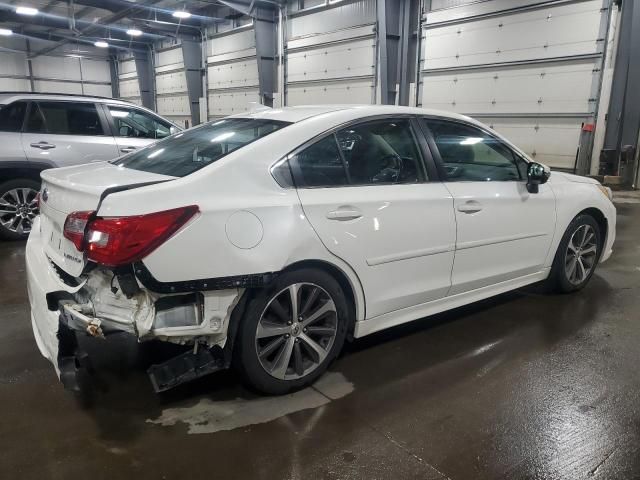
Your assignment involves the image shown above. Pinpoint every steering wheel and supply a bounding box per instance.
[372,154,404,183]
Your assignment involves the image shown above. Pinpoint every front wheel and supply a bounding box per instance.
[234,268,350,395]
[0,179,40,241]
[547,214,602,293]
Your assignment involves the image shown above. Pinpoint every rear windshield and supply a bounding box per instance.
[112,118,291,177]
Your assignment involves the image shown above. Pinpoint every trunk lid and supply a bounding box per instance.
[39,162,174,276]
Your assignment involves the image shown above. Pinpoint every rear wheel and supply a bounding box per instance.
[547,214,602,293]
[0,179,40,241]
[234,268,349,395]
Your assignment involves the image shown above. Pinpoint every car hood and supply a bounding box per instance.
[550,171,600,185]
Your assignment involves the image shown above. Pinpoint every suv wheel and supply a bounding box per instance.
[235,268,350,395]
[0,179,40,241]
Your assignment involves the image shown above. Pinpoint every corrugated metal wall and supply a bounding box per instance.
[206,26,260,119]
[0,37,112,97]
[155,43,192,127]
[118,54,141,105]
[285,0,377,106]
[419,0,611,170]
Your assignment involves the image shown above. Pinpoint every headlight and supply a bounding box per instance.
[597,184,613,201]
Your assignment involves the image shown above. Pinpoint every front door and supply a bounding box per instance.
[422,118,556,295]
[20,101,119,168]
[293,118,457,319]
[104,105,173,156]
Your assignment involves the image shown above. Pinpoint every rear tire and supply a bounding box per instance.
[0,178,40,241]
[546,214,602,293]
[234,268,350,395]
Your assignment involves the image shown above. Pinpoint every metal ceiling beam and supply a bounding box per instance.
[27,0,165,58]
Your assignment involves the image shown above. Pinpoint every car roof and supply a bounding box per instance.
[231,104,480,126]
[0,92,138,107]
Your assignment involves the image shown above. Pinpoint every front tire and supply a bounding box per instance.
[547,214,602,293]
[234,268,349,395]
[0,179,40,241]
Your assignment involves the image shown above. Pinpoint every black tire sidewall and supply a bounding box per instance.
[551,214,602,293]
[234,268,350,395]
[0,179,41,241]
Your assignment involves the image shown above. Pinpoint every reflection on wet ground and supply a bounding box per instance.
[1,199,640,479]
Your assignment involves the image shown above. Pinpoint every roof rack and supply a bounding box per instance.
[0,91,122,101]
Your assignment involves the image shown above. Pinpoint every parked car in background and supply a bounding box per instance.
[25,105,616,397]
[0,93,180,240]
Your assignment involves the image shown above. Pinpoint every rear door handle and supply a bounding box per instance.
[120,146,136,153]
[326,206,363,221]
[457,200,483,214]
[30,141,56,150]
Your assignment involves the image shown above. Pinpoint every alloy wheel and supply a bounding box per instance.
[255,283,338,380]
[0,187,39,235]
[565,224,598,285]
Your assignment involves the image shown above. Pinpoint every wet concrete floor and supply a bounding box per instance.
[1,197,640,479]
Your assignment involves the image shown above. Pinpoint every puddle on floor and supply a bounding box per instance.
[146,372,354,434]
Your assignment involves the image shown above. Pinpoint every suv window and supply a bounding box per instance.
[25,101,104,136]
[109,107,171,139]
[0,101,27,132]
[336,120,424,185]
[113,118,290,177]
[424,119,523,182]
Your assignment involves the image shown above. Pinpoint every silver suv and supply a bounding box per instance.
[0,93,181,240]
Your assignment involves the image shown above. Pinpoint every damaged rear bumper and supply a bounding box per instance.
[26,216,242,390]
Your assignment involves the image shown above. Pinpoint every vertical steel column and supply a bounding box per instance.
[181,38,204,126]
[25,39,35,92]
[133,48,155,110]
[109,55,120,98]
[254,6,277,107]
[377,0,416,106]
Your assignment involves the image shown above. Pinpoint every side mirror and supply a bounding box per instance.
[170,126,179,135]
[526,162,550,193]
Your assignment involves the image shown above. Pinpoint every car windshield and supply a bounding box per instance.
[112,118,291,177]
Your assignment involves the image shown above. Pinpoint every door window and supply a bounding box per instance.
[336,120,424,185]
[290,135,349,188]
[109,107,171,139]
[424,119,523,182]
[289,118,425,188]
[25,101,104,135]
[0,101,27,132]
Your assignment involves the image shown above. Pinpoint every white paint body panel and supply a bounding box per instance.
[26,106,616,366]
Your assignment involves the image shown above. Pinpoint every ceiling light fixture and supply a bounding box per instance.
[94,41,109,48]
[16,6,38,15]
[126,28,143,36]
[0,28,13,36]
[172,10,191,19]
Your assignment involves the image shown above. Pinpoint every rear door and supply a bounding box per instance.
[293,117,456,319]
[421,118,556,295]
[104,105,174,156]
[20,101,119,167]
[0,100,28,164]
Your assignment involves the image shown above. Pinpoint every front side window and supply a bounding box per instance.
[113,118,290,177]
[25,101,104,136]
[0,101,27,132]
[424,119,522,182]
[290,135,349,188]
[109,107,171,139]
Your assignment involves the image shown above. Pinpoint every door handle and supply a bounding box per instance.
[326,207,363,221]
[120,146,136,153]
[30,141,56,150]
[457,200,483,214]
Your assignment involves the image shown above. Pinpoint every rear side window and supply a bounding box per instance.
[109,106,172,139]
[25,101,104,136]
[113,118,290,177]
[0,101,27,132]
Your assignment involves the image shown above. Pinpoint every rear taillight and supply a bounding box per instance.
[63,206,198,267]
[63,210,94,251]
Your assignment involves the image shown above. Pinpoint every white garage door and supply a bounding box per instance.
[419,0,612,171]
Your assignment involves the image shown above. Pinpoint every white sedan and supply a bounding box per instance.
[26,105,616,395]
